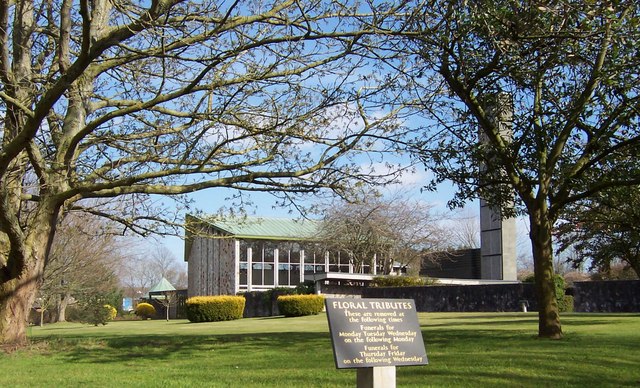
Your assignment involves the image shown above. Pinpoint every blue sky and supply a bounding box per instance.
[152,165,534,269]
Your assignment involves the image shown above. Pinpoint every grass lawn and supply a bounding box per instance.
[2,312,639,387]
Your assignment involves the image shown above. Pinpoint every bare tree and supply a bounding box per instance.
[0,0,411,344]
[317,193,449,275]
[448,212,480,250]
[118,243,186,299]
[38,212,125,322]
[149,245,187,288]
[157,290,178,322]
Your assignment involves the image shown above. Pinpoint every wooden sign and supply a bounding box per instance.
[325,298,428,369]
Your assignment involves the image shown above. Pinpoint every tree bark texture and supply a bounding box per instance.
[529,209,563,339]
[0,265,41,345]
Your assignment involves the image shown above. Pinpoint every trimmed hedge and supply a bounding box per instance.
[277,295,324,317]
[370,276,434,287]
[186,295,245,323]
[135,302,156,319]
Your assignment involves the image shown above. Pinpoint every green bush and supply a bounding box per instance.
[277,295,324,317]
[294,280,316,295]
[523,274,573,312]
[83,303,113,326]
[554,274,570,312]
[186,296,245,323]
[65,305,83,322]
[370,276,434,287]
[135,302,156,319]
[73,294,118,326]
[561,295,574,313]
[261,287,296,304]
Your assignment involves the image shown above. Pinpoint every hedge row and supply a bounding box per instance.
[186,295,245,322]
[276,295,324,317]
[370,276,434,287]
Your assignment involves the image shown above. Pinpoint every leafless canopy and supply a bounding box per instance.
[0,0,412,345]
[0,0,410,239]
[317,194,448,274]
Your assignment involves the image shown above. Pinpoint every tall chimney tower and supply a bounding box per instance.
[479,93,517,281]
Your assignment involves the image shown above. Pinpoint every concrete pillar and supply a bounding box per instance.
[479,92,517,281]
[357,367,396,388]
[480,200,517,280]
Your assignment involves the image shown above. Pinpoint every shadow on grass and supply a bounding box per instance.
[422,315,539,328]
[423,313,640,330]
[24,315,640,387]
[33,331,331,365]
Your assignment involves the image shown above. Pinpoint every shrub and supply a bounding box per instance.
[523,274,573,312]
[65,305,83,322]
[135,302,156,319]
[83,303,111,326]
[104,304,117,321]
[261,287,296,304]
[554,274,570,312]
[186,296,245,323]
[370,276,434,287]
[294,280,316,295]
[277,295,324,317]
[73,294,118,326]
[561,295,574,313]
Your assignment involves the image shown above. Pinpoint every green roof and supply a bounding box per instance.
[148,277,176,296]
[196,216,321,240]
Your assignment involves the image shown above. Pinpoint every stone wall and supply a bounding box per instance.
[242,289,296,318]
[572,280,640,313]
[318,284,366,299]
[361,280,640,313]
[362,283,537,312]
[238,280,639,316]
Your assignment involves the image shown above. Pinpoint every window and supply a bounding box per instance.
[249,241,276,287]
[303,245,326,275]
[239,241,249,286]
[328,251,351,273]
[263,242,275,286]
[278,242,301,286]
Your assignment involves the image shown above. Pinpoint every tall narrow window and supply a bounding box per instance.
[239,241,248,287]
[278,243,291,286]
[289,243,301,286]
[263,242,275,286]
[251,242,262,286]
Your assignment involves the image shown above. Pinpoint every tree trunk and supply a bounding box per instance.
[56,293,72,323]
[0,214,55,345]
[0,271,40,346]
[529,210,563,339]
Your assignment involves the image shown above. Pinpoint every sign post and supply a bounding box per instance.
[325,298,428,387]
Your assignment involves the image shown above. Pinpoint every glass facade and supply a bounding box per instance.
[277,242,301,286]
[303,246,326,275]
[236,239,381,292]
